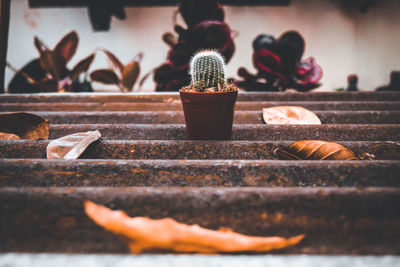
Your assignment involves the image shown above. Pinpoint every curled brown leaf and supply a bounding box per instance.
[263,106,321,125]
[0,112,49,140]
[274,140,358,160]
[46,130,101,159]
[84,201,304,254]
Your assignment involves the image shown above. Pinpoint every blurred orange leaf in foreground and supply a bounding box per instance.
[84,201,304,254]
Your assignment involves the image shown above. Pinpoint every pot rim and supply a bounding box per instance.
[179,89,238,95]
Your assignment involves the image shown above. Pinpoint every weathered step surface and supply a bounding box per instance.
[48,124,400,141]
[16,111,400,124]
[1,254,399,267]
[1,140,399,160]
[1,159,399,187]
[1,101,399,112]
[1,91,399,102]
[1,187,399,254]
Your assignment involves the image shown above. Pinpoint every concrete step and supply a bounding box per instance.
[47,124,400,141]
[1,92,400,103]
[1,187,399,254]
[1,159,399,187]
[1,101,399,112]
[12,111,400,124]
[1,140,399,160]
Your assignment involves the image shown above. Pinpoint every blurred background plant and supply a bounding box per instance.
[90,50,142,92]
[7,31,95,93]
[234,31,323,92]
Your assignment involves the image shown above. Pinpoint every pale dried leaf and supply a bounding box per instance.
[84,201,304,254]
[0,112,49,140]
[0,132,20,140]
[46,130,101,159]
[263,106,321,125]
[274,140,358,160]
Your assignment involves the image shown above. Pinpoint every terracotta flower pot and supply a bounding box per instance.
[179,90,238,140]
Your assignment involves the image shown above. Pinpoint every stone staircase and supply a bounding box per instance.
[0,91,399,255]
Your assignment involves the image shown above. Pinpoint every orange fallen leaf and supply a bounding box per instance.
[0,132,20,140]
[0,112,49,140]
[47,130,101,159]
[263,106,321,124]
[274,140,358,160]
[84,201,304,254]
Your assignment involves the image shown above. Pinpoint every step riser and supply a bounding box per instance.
[1,92,399,103]
[1,187,399,254]
[13,111,400,124]
[48,124,400,141]
[1,102,399,112]
[1,160,399,187]
[1,140,399,160]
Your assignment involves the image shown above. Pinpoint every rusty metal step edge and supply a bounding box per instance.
[1,101,399,112]
[1,140,399,160]
[6,111,399,124]
[1,91,400,102]
[1,187,399,254]
[1,159,399,187]
[48,124,400,141]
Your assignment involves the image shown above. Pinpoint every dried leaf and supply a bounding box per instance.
[101,49,124,73]
[263,106,321,124]
[121,53,142,92]
[46,130,101,159]
[90,69,120,85]
[0,112,49,140]
[274,140,358,160]
[0,132,20,140]
[84,201,304,254]
[70,54,95,82]
[54,31,79,63]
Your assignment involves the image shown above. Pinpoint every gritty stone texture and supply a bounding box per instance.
[0,159,399,187]
[0,187,400,254]
[1,140,399,160]
[0,254,400,267]
[47,124,400,141]
[0,101,399,112]
[11,110,400,124]
[0,91,399,103]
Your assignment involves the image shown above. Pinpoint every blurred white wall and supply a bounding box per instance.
[5,0,400,92]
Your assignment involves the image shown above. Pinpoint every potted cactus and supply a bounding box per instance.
[180,50,238,140]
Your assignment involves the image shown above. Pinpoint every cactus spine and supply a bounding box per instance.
[189,50,226,92]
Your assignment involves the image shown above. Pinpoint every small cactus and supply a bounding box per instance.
[189,50,226,92]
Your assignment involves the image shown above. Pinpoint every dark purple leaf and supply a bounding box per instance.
[90,69,120,85]
[101,49,124,74]
[54,31,79,63]
[70,54,95,82]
